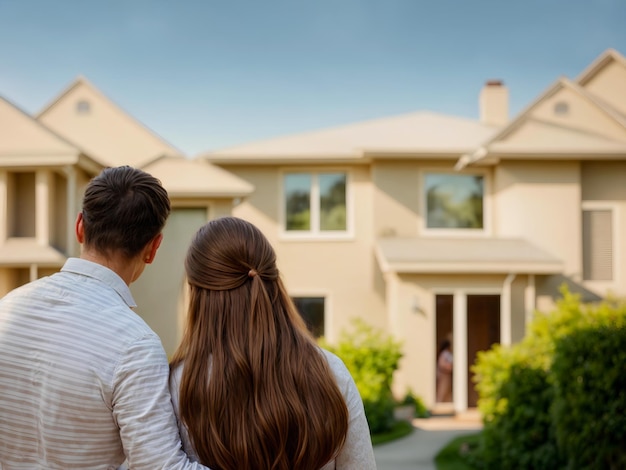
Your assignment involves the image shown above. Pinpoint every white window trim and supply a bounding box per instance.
[418,168,492,237]
[581,200,619,286]
[279,168,354,241]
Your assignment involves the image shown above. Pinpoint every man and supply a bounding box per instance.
[0,166,208,469]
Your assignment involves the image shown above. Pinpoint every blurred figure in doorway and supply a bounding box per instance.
[436,338,453,402]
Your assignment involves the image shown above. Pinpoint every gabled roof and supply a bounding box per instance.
[375,237,563,274]
[142,156,254,199]
[0,95,102,172]
[202,111,500,164]
[575,48,626,86]
[456,74,626,169]
[37,76,184,168]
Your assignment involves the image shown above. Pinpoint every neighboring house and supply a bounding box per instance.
[0,77,253,354]
[201,48,626,412]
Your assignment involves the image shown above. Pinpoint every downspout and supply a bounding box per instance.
[501,273,516,346]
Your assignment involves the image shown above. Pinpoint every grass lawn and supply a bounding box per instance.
[434,432,481,470]
[371,420,414,446]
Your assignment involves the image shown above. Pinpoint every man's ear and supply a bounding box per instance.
[75,212,85,244]
[144,233,163,264]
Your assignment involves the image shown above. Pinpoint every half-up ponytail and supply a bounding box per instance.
[170,217,348,470]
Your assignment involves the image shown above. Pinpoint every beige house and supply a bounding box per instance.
[200,48,626,412]
[1,48,625,413]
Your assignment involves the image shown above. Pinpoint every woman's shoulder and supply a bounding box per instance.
[320,348,343,368]
[319,348,353,388]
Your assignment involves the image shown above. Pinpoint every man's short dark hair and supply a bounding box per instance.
[81,166,171,259]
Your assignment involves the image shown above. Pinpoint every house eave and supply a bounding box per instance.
[385,261,563,275]
[457,149,626,168]
[203,154,368,165]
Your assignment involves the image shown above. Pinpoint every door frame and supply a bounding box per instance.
[433,287,502,412]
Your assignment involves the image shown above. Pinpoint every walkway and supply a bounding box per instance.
[374,413,483,470]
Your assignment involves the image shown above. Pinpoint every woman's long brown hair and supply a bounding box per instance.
[170,217,348,469]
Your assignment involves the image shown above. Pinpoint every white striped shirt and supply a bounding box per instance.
[0,258,209,470]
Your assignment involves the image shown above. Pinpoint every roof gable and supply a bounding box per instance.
[0,95,81,160]
[458,75,626,168]
[37,77,183,168]
[500,79,626,143]
[576,49,626,117]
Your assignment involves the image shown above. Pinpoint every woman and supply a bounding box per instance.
[169,217,376,469]
[436,338,453,403]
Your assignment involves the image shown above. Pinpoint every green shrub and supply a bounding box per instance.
[473,286,626,469]
[552,324,626,469]
[322,319,403,434]
[473,346,563,469]
[413,393,430,418]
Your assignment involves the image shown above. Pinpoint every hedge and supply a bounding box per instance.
[472,286,626,469]
[552,324,626,469]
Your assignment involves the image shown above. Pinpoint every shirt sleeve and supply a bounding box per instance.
[169,364,200,462]
[112,335,211,470]
[325,351,377,470]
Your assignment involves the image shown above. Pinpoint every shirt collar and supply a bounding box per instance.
[61,258,137,308]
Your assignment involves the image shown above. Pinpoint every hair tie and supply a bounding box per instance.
[248,269,258,278]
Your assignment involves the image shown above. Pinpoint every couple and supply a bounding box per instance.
[0,166,376,469]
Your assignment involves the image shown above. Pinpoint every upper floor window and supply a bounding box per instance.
[425,173,484,229]
[283,172,347,234]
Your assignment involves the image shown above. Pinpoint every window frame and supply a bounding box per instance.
[419,168,492,237]
[291,295,327,339]
[279,168,354,240]
[581,201,619,285]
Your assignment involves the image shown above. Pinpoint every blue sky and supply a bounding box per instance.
[1,0,625,155]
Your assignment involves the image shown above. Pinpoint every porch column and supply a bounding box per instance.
[525,274,536,327]
[453,291,467,413]
[29,264,38,282]
[35,170,50,245]
[65,166,77,256]
[385,272,401,338]
[500,273,516,346]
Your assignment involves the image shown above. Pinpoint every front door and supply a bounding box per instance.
[435,293,501,409]
[467,294,500,407]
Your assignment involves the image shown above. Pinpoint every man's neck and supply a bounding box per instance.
[79,250,143,286]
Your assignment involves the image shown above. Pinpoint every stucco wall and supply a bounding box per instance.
[372,161,421,238]
[494,161,581,280]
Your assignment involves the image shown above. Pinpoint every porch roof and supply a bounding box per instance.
[0,238,67,267]
[375,237,563,274]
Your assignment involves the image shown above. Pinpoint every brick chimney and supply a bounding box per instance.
[479,80,509,126]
